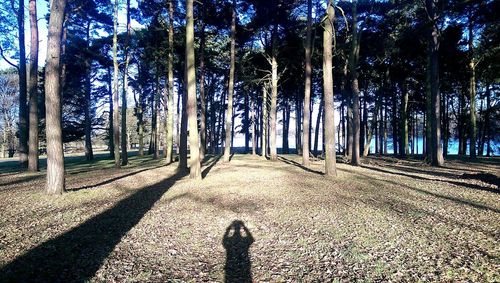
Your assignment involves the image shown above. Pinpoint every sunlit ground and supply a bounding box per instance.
[0,153,499,281]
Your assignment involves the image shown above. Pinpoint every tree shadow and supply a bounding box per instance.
[363,165,499,194]
[222,220,254,283]
[67,165,165,192]
[0,174,42,189]
[339,167,500,214]
[0,170,186,282]
[278,156,323,175]
[202,155,222,179]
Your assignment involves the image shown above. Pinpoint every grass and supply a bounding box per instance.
[0,153,499,282]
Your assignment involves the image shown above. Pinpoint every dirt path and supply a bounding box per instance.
[1,154,499,282]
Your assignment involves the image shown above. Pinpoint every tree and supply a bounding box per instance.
[302,0,312,166]
[112,0,120,168]
[186,0,201,178]
[426,0,444,166]
[27,0,39,171]
[45,0,68,194]
[121,0,131,166]
[323,0,337,177]
[269,31,279,161]
[17,0,29,168]
[165,0,175,163]
[223,0,236,163]
[349,0,360,166]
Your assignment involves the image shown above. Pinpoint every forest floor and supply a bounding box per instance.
[0,152,499,282]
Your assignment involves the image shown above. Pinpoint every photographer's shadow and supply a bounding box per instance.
[222,220,254,283]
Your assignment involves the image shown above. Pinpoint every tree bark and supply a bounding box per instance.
[261,85,268,158]
[179,74,188,169]
[108,67,115,157]
[165,0,175,162]
[28,0,39,171]
[302,0,312,165]
[186,0,201,178]
[84,22,93,161]
[270,29,278,161]
[199,7,207,160]
[121,0,131,165]
[314,99,323,157]
[18,0,28,168]
[112,0,121,167]
[251,96,256,155]
[349,0,360,166]
[485,85,491,156]
[468,18,477,159]
[45,0,67,194]
[401,81,409,157]
[223,1,236,163]
[153,67,160,159]
[323,1,337,176]
[426,0,444,166]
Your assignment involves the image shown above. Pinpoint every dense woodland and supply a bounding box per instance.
[0,0,498,193]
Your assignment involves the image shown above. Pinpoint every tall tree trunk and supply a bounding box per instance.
[302,0,312,165]
[350,0,360,166]
[314,99,323,157]
[468,19,477,159]
[165,0,175,162]
[133,89,144,156]
[360,93,367,153]
[179,74,188,169]
[323,1,337,176]
[199,8,206,160]
[261,85,268,158]
[427,0,444,166]
[112,0,121,167]
[223,1,236,163]
[244,94,250,152]
[392,83,398,156]
[270,30,278,161]
[108,67,115,157]
[251,96,256,155]
[383,96,388,154]
[18,0,28,168]
[28,0,39,171]
[121,0,131,165]
[363,96,381,157]
[210,92,217,153]
[282,100,289,154]
[45,0,67,194]
[425,52,432,159]
[295,96,302,155]
[485,85,491,156]
[186,0,201,178]
[153,68,160,159]
[401,81,409,157]
[84,22,93,161]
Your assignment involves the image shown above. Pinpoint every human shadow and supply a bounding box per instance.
[0,170,186,282]
[222,220,254,283]
[278,156,323,175]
